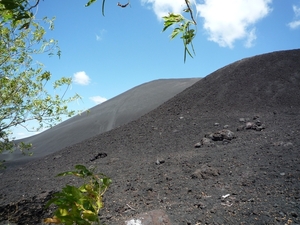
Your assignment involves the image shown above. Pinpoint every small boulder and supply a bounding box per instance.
[156,158,165,165]
[220,129,235,140]
[236,125,245,131]
[194,138,215,148]
[245,122,255,129]
[191,164,220,179]
[244,120,265,131]
[194,142,201,148]
[239,118,246,122]
[200,137,214,146]
[209,129,236,141]
[209,132,223,141]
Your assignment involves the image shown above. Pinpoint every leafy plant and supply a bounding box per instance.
[0,0,39,28]
[86,0,197,62]
[162,0,197,62]
[44,165,111,225]
[1,0,198,62]
[0,9,80,165]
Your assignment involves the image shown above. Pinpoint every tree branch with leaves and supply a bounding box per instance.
[1,0,198,62]
[0,0,199,165]
[0,5,80,167]
[86,0,198,62]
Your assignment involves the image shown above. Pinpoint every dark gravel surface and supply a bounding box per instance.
[1,49,300,225]
[0,78,200,169]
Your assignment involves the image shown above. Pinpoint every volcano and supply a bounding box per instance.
[1,49,299,225]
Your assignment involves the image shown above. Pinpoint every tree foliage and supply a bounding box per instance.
[0,3,80,162]
[87,0,198,62]
[1,0,198,62]
[0,0,38,25]
[0,0,198,164]
[44,165,111,225]
[162,12,196,62]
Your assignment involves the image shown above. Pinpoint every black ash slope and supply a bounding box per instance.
[1,49,300,225]
[0,78,200,170]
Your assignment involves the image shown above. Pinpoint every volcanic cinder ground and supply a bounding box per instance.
[0,49,300,225]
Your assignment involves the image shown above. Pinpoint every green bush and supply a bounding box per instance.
[44,165,111,225]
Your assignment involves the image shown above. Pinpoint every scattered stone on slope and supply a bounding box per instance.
[90,152,107,161]
[206,129,236,141]
[237,116,266,131]
[194,116,269,149]
[156,158,165,165]
[194,137,215,148]
[201,137,214,146]
[272,141,293,148]
[194,115,269,149]
[194,142,201,148]
[191,164,220,179]
[195,129,235,148]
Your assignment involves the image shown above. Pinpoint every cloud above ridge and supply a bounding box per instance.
[73,71,91,85]
[288,5,300,29]
[89,96,107,104]
[141,0,272,48]
[196,0,272,48]
[141,0,186,19]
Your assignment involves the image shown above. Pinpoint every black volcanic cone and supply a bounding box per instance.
[0,78,200,169]
[1,49,299,225]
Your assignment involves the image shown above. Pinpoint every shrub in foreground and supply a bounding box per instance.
[44,165,111,225]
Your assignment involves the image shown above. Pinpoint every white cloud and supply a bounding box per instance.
[288,20,300,29]
[73,71,91,85]
[96,35,101,41]
[288,5,300,29]
[11,124,46,140]
[96,29,107,41]
[196,0,272,48]
[14,131,42,140]
[245,28,257,48]
[14,132,32,139]
[140,0,272,48]
[293,5,300,17]
[141,0,187,19]
[89,96,107,104]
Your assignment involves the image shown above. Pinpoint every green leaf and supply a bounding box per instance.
[162,22,174,32]
[45,164,111,224]
[56,171,80,177]
[85,0,97,7]
[1,1,19,10]
[58,208,69,216]
[82,211,98,221]
[162,13,184,32]
[75,164,88,171]
[170,27,182,39]
[18,22,30,30]
[160,6,197,63]
[102,177,112,187]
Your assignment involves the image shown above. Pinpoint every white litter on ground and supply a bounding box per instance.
[126,219,143,225]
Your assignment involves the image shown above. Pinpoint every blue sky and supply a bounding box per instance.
[12,0,300,139]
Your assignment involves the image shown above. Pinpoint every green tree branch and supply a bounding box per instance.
[0,11,80,167]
